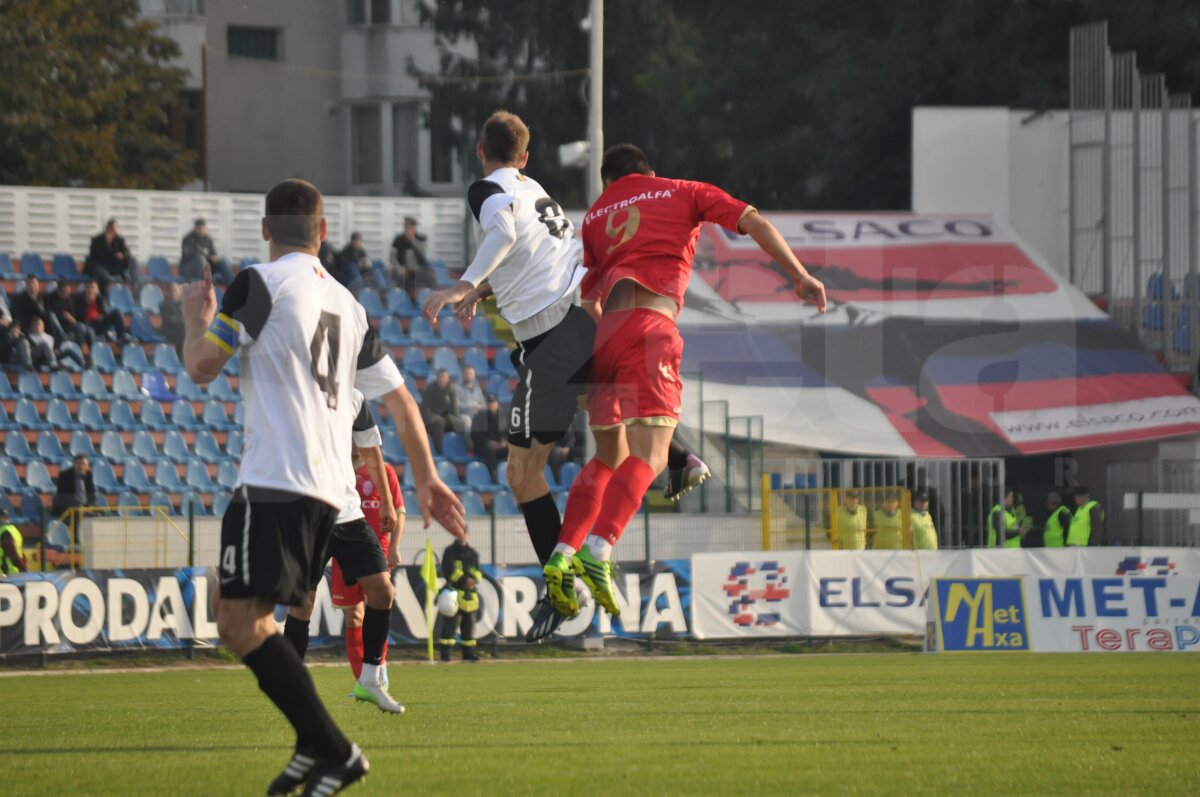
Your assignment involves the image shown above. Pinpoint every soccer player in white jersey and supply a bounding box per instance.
[183,179,466,797]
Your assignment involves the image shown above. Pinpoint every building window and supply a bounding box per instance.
[429,102,457,184]
[227,26,280,61]
[352,105,383,185]
[370,0,391,24]
[347,0,366,25]
[349,0,392,24]
[393,103,420,188]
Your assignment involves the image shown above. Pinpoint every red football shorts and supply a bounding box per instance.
[588,307,683,428]
[330,528,390,607]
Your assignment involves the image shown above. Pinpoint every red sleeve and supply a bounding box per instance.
[387,465,403,509]
[687,180,752,233]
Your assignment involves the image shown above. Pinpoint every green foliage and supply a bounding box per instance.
[0,0,194,190]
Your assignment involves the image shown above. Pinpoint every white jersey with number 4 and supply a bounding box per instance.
[208,251,403,509]
[465,166,585,324]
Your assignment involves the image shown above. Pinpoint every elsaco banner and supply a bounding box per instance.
[690,548,1200,639]
[929,576,1200,653]
[0,561,691,657]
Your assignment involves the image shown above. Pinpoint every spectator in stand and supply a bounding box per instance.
[331,232,371,294]
[0,288,11,330]
[11,275,68,343]
[28,316,87,370]
[180,218,235,285]
[158,282,185,356]
[85,219,137,293]
[317,238,338,274]
[0,507,27,575]
[1,322,41,370]
[52,454,97,520]
[548,408,587,484]
[45,281,95,355]
[421,368,464,454]
[454,365,486,434]
[390,216,435,294]
[470,393,509,482]
[74,280,129,343]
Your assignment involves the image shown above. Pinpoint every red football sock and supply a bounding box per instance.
[558,459,615,551]
[345,625,364,680]
[590,456,657,545]
[381,640,388,667]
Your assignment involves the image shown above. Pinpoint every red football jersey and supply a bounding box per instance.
[580,174,752,309]
[355,463,403,539]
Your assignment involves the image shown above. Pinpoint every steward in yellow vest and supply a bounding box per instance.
[1042,492,1072,548]
[0,507,27,574]
[987,487,1020,548]
[872,492,904,550]
[910,491,938,550]
[834,490,868,550]
[1068,488,1105,546]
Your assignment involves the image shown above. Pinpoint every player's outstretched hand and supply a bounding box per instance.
[182,261,218,327]
[387,541,402,569]
[418,476,468,540]
[453,296,478,322]
[379,498,398,534]
[423,283,471,324]
[794,273,827,314]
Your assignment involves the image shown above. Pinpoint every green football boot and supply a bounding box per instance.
[543,552,579,617]
[572,546,620,617]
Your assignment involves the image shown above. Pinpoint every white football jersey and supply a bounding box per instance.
[335,388,383,525]
[466,166,585,323]
[208,252,403,509]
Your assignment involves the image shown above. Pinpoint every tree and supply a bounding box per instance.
[0,0,195,189]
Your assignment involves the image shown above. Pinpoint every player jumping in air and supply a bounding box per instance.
[544,144,827,619]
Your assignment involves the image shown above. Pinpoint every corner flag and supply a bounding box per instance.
[421,539,438,662]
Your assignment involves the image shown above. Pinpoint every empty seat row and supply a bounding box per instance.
[0,396,241,435]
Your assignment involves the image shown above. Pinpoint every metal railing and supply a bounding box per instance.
[54,506,189,571]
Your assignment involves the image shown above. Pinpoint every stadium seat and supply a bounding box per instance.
[0,253,16,280]
[68,430,98,459]
[130,308,165,343]
[108,283,136,314]
[402,488,419,510]
[232,401,244,426]
[492,348,518,378]
[543,464,560,491]
[409,316,441,346]
[46,398,80,431]
[402,348,429,379]
[148,490,174,515]
[147,256,179,284]
[465,461,501,493]
[92,460,120,494]
[194,431,225,465]
[58,341,85,372]
[80,369,109,400]
[53,253,86,283]
[463,347,489,376]
[440,319,471,347]
[36,430,68,463]
[49,371,80,399]
[112,368,141,399]
[111,489,140,513]
[403,372,422,404]
[186,460,215,492]
[161,430,191,463]
[401,464,415,488]
[207,373,237,400]
[202,400,235,431]
[171,400,203,431]
[125,462,155,494]
[44,520,74,552]
[387,287,417,317]
[24,460,54,493]
[358,288,387,320]
[558,461,581,490]
[492,490,520,515]
[0,460,21,493]
[121,343,151,373]
[180,492,208,517]
[212,491,233,516]
[17,490,43,524]
[20,253,45,277]
[132,430,161,463]
[109,399,137,429]
[496,379,514,406]
[0,404,12,432]
[174,371,205,400]
[140,283,164,314]
[436,460,466,492]
[153,344,184,375]
[379,317,409,346]
[216,461,239,490]
[460,490,486,515]
[441,432,470,464]
[78,399,112,432]
[91,344,119,373]
[223,354,240,376]
[381,431,406,464]
[14,398,48,431]
[99,431,131,463]
[0,371,14,399]
[17,370,47,399]
[431,347,461,378]
[226,430,244,458]
[496,461,508,486]
[555,492,568,513]
[154,459,184,490]
[140,370,177,403]
[470,316,501,346]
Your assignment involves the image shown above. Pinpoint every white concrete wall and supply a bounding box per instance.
[912,107,1069,275]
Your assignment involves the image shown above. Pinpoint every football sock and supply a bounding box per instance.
[667,439,690,471]
[243,634,351,760]
[345,625,364,680]
[552,542,576,557]
[589,456,657,547]
[283,614,310,659]
[519,492,562,566]
[361,605,391,667]
[583,536,614,561]
[558,459,614,552]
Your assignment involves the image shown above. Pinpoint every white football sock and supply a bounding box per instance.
[552,542,576,557]
[360,662,381,686]
[584,536,613,561]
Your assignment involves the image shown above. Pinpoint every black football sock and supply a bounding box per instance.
[520,492,562,565]
[667,439,690,471]
[243,634,351,760]
[283,614,310,659]
[361,605,391,667]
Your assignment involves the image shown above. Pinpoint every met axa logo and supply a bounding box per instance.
[723,561,790,627]
[1115,556,1177,576]
[936,579,1030,651]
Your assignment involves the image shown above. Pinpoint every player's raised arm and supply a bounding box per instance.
[738,211,827,313]
[182,262,231,383]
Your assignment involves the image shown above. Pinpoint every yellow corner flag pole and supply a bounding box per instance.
[421,538,438,663]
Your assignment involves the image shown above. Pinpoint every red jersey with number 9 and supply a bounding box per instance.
[580,173,752,309]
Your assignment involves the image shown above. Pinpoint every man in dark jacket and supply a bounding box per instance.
[437,535,483,661]
[10,275,67,343]
[44,280,95,354]
[390,216,435,294]
[52,455,97,520]
[471,393,509,481]
[85,219,137,292]
[74,280,128,343]
[331,233,371,293]
[180,218,235,284]
[158,282,185,356]
[421,369,464,453]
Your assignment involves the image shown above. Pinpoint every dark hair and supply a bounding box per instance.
[264,179,323,249]
[105,218,117,229]
[913,490,930,503]
[600,144,652,183]
[479,110,529,164]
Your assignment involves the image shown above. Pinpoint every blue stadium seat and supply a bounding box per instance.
[194,430,225,465]
[381,430,406,464]
[58,341,85,373]
[132,430,161,463]
[153,459,184,490]
[53,253,85,283]
[99,430,131,463]
[46,398,80,431]
[0,253,15,280]
[202,400,235,431]
[25,460,54,492]
[92,344,119,373]
[109,399,137,429]
[0,371,14,399]
[440,319,471,347]
[431,347,461,379]
[470,316,501,346]
[180,492,209,517]
[409,316,441,346]
[233,401,244,427]
[463,347,489,376]
[80,369,109,400]
[496,379,514,406]
[18,491,44,524]
[379,317,408,346]
[20,253,45,277]
[108,283,136,314]
[441,432,470,464]
[387,287,417,317]
[543,464,560,491]
[36,431,68,463]
[140,370,177,403]
[207,373,237,400]
[492,490,520,515]
[153,344,183,375]
[402,348,429,379]
[78,399,112,432]
[92,460,120,494]
[139,400,170,434]
[172,400,202,431]
[358,288,387,320]
[148,490,174,515]
[436,460,466,492]
[496,461,508,486]
[140,283,164,314]
[403,372,422,404]
[147,256,179,284]
[402,488,419,510]
[17,371,47,399]
[222,354,240,376]
[49,371,80,399]
[123,461,153,492]
[0,460,21,493]
[558,461,581,490]
[68,430,97,459]
[174,371,205,400]
[44,520,74,551]
[130,308,165,343]
[555,492,568,513]
[212,491,233,516]
[111,489,140,513]
[0,494,19,524]
[112,368,141,400]
[121,343,151,373]
[186,460,215,492]
[14,398,48,431]
[216,461,239,490]
[226,430,243,458]
[0,404,12,431]
[460,490,486,516]
[492,347,517,378]
[465,461,500,493]
[161,430,191,463]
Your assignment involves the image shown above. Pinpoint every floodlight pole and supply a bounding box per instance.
[587,0,604,204]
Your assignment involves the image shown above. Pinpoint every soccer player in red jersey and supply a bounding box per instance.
[543,144,827,618]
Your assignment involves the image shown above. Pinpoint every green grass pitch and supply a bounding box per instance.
[2,653,1197,796]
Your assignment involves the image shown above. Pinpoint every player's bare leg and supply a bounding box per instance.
[352,572,404,713]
